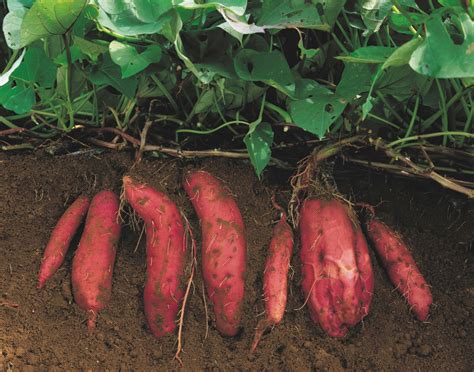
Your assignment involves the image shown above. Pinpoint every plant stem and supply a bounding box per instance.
[404,94,420,138]
[375,91,405,124]
[331,32,349,54]
[388,131,474,148]
[1,49,19,74]
[150,74,179,112]
[460,104,474,146]
[62,33,75,130]
[264,102,292,123]
[335,20,353,50]
[176,120,250,136]
[421,87,470,130]
[435,79,450,146]
[366,113,401,129]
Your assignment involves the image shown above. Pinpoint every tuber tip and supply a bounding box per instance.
[87,310,97,333]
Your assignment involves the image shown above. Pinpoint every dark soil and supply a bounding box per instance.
[0,151,473,371]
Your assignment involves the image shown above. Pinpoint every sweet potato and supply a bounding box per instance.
[184,170,246,337]
[71,190,121,331]
[299,198,374,338]
[38,195,90,289]
[366,218,432,321]
[123,176,187,338]
[251,200,294,352]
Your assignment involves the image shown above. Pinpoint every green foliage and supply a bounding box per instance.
[0,0,473,176]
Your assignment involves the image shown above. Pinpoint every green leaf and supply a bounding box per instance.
[336,46,396,63]
[0,82,35,114]
[234,49,295,95]
[362,96,373,119]
[213,79,265,110]
[298,36,319,59]
[218,19,245,43]
[193,89,215,114]
[257,0,344,30]
[110,41,161,78]
[54,45,86,65]
[409,12,474,78]
[217,8,265,35]
[244,122,274,177]
[376,65,431,101]
[336,63,376,100]
[7,0,34,11]
[382,38,422,69]
[174,0,247,16]
[12,47,57,88]
[289,79,347,138]
[2,7,27,50]
[356,0,392,34]
[96,0,174,36]
[72,36,109,62]
[20,0,87,47]
[160,9,182,42]
[97,0,173,22]
[88,54,138,98]
[389,12,426,34]
[462,77,474,87]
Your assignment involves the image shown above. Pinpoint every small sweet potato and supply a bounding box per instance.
[251,200,293,352]
[366,218,432,321]
[71,190,121,331]
[38,195,90,289]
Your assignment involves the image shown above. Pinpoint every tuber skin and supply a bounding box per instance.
[184,170,246,337]
[123,176,187,338]
[299,198,374,338]
[71,190,121,331]
[38,195,90,289]
[251,199,294,352]
[366,218,432,321]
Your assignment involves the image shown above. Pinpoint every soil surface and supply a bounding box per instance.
[0,151,473,371]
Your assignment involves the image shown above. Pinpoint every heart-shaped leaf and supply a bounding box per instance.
[244,121,274,177]
[234,49,295,96]
[20,0,88,47]
[110,41,162,78]
[409,11,474,78]
[0,81,35,114]
[174,0,247,16]
[88,54,138,97]
[290,79,347,138]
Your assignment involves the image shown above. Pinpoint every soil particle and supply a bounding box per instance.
[417,344,432,357]
[26,353,40,365]
[14,347,26,358]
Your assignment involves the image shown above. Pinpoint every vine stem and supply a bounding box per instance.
[388,131,474,148]
[62,33,75,130]
[176,120,250,137]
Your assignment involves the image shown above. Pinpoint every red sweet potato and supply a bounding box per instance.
[299,198,374,338]
[251,201,294,352]
[184,170,246,337]
[123,176,187,338]
[71,190,121,331]
[38,195,90,289]
[366,218,432,321]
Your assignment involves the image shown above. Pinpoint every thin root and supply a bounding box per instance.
[174,213,197,366]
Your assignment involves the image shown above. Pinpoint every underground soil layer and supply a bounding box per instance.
[0,151,472,371]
